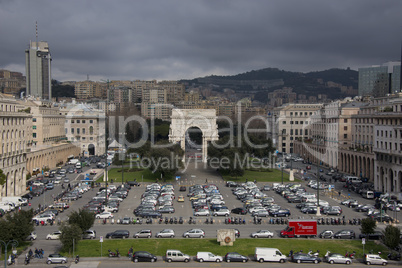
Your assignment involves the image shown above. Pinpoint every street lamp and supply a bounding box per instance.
[0,239,18,268]
[315,142,321,216]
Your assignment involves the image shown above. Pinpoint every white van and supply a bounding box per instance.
[361,190,374,199]
[1,196,24,207]
[254,247,287,263]
[196,252,223,262]
[346,176,362,184]
[75,162,82,169]
[68,159,79,165]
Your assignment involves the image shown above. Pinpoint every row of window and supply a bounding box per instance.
[65,127,94,135]
[66,119,94,124]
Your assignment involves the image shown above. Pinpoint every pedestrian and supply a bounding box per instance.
[40,249,44,258]
[205,178,208,183]
[128,246,133,258]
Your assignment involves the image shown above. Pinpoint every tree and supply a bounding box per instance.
[0,169,5,185]
[360,217,376,234]
[383,225,401,250]
[59,223,82,252]
[0,209,34,243]
[68,209,95,232]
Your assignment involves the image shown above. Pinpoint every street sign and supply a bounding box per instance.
[362,238,365,245]
[100,236,103,242]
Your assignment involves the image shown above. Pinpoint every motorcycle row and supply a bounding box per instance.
[317,217,361,225]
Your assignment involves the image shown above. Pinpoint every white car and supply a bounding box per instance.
[213,208,230,217]
[32,214,53,222]
[95,212,114,219]
[46,231,62,240]
[194,209,210,216]
[210,199,225,205]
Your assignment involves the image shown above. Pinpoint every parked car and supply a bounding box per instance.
[165,249,190,262]
[95,212,113,219]
[231,207,247,215]
[319,230,334,239]
[156,229,175,238]
[196,252,223,262]
[269,209,291,217]
[121,217,131,224]
[223,252,248,262]
[132,251,157,263]
[250,230,274,238]
[358,232,383,240]
[183,229,205,238]
[134,229,152,238]
[82,229,96,239]
[46,231,62,240]
[334,230,355,239]
[194,209,210,216]
[341,199,359,208]
[213,208,230,217]
[105,230,129,239]
[364,254,387,266]
[46,254,67,264]
[291,253,321,264]
[327,253,352,264]
[26,232,37,241]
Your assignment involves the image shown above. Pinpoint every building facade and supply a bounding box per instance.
[61,103,106,156]
[0,94,31,197]
[25,41,52,100]
[358,62,401,97]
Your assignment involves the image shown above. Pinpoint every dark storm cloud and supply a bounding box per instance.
[0,0,401,81]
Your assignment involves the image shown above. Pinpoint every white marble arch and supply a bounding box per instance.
[169,109,219,163]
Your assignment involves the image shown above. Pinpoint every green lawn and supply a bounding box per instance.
[64,238,386,259]
[221,169,291,182]
[96,168,163,183]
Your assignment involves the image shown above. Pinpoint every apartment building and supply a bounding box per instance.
[61,102,106,156]
[271,103,323,154]
[0,93,31,197]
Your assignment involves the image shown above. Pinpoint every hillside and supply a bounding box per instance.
[183,67,358,99]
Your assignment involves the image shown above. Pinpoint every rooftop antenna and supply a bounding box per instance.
[35,21,38,50]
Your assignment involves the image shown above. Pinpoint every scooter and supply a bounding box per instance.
[345,251,356,259]
[75,255,80,264]
[308,250,320,258]
[108,249,120,257]
[178,217,183,224]
[24,255,30,265]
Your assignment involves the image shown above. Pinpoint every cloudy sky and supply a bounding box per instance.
[1,0,401,82]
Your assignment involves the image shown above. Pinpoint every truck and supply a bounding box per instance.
[280,219,317,238]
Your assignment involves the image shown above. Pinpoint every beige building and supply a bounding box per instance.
[75,81,106,99]
[0,70,25,96]
[25,101,65,147]
[0,94,31,197]
[61,102,106,156]
[271,103,323,154]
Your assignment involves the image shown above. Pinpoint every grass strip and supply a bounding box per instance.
[64,238,386,259]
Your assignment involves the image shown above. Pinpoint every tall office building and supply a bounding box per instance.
[25,41,52,100]
[358,61,401,97]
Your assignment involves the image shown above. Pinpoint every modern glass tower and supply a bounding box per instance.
[25,41,52,100]
[358,61,401,97]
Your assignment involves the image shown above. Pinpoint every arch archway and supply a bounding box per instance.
[88,144,95,155]
[169,109,218,163]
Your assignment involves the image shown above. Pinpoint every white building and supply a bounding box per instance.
[61,102,106,156]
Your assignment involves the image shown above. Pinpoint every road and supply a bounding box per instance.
[9,159,400,267]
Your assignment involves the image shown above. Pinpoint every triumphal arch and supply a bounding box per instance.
[169,109,219,162]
